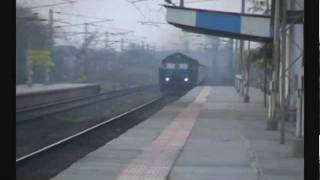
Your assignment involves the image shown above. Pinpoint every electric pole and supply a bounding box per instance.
[266,0,270,15]
[45,8,54,85]
[75,23,89,82]
[84,23,89,81]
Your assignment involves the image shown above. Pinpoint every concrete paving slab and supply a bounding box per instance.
[105,136,156,151]
[115,87,211,180]
[170,166,257,180]
[51,86,203,180]
[144,110,181,122]
[199,109,266,121]
[52,163,124,180]
[175,143,251,167]
[260,159,304,176]
[132,119,174,130]
[82,149,141,164]
[51,86,303,180]
[169,86,303,180]
[203,102,266,112]
[186,118,243,141]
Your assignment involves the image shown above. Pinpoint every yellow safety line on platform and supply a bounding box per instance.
[116,87,211,180]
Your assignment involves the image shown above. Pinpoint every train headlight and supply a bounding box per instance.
[184,77,189,82]
[165,77,170,82]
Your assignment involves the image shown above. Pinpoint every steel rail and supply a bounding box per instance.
[16,85,157,122]
[16,97,161,163]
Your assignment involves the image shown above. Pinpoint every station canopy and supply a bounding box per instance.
[164,5,273,42]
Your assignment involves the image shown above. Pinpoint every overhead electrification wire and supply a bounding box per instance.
[184,0,218,3]
[26,1,77,10]
[55,19,112,28]
[54,31,103,35]
[125,0,150,22]
[16,16,47,21]
[89,23,134,33]
[54,11,113,21]
[54,19,72,25]
[124,0,169,31]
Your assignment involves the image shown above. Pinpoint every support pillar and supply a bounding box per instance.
[267,0,280,130]
[244,41,250,103]
[292,71,304,157]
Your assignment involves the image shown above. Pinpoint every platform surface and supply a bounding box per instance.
[16,83,98,96]
[51,86,303,180]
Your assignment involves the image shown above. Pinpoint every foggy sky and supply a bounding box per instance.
[17,0,244,50]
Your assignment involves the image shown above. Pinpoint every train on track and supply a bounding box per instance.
[159,53,208,94]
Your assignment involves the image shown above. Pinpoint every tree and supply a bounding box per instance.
[247,43,273,92]
[16,5,49,84]
[248,43,272,69]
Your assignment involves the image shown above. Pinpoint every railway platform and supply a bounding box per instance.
[51,86,303,180]
[16,83,100,109]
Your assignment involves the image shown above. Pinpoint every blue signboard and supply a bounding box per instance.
[196,11,241,33]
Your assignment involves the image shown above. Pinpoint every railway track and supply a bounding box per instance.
[16,94,181,180]
[16,85,157,123]
[16,96,162,164]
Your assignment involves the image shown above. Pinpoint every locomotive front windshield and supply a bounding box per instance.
[163,62,190,79]
[165,63,189,70]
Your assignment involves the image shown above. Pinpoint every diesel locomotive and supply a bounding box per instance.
[159,53,208,94]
